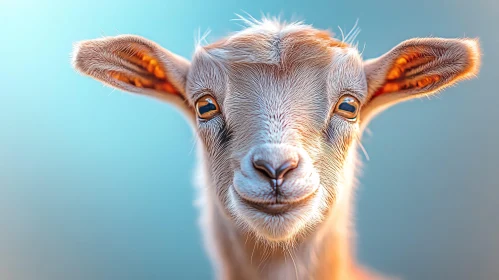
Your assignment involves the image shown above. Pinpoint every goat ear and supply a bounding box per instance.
[361,38,481,125]
[72,35,194,120]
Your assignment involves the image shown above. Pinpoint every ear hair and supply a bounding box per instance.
[361,37,481,126]
[72,35,195,120]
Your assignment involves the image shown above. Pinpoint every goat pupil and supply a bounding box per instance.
[339,102,356,113]
[199,103,216,114]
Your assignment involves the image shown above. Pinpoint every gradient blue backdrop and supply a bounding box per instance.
[1,0,498,279]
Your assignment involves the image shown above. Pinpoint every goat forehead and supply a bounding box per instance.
[221,47,365,111]
[189,45,365,95]
[225,63,328,115]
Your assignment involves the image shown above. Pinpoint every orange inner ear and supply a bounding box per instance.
[109,46,180,95]
[372,50,440,98]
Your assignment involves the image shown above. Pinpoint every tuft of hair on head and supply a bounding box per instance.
[200,14,351,68]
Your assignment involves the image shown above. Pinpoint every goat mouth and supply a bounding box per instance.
[235,191,316,216]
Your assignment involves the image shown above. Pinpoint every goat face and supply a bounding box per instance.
[189,47,366,242]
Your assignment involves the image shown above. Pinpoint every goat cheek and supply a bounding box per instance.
[197,129,219,156]
[324,125,354,158]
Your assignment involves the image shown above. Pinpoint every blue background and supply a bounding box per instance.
[1,0,498,279]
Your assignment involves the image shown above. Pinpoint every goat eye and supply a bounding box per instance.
[334,95,360,121]
[195,94,220,120]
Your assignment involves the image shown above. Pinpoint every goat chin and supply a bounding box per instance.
[227,184,326,243]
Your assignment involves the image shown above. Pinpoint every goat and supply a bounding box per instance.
[72,17,480,280]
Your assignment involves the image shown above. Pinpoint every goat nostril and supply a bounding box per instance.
[252,159,299,180]
[253,159,276,179]
[275,160,298,180]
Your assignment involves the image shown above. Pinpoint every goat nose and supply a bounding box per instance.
[253,159,299,181]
